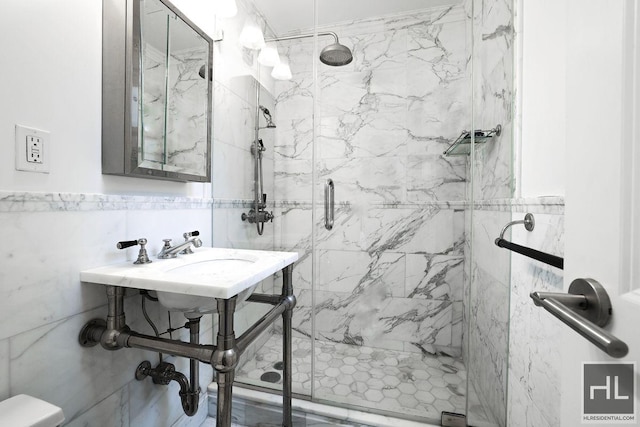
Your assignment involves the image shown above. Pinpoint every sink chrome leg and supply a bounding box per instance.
[213,297,238,427]
[282,265,295,427]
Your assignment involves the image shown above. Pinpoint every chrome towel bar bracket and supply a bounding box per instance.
[530,278,628,358]
[497,213,535,241]
[495,213,564,270]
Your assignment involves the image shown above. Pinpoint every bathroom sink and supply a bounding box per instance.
[159,258,258,314]
[80,247,298,315]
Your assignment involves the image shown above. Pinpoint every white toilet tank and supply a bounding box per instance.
[0,395,65,427]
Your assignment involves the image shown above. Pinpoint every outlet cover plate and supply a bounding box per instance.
[15,124,50,173]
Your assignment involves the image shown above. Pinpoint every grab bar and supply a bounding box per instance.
[495,213,564,270]
[530,278,628,358]
[324,179,334,230]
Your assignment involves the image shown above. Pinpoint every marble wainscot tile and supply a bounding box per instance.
[9,301,169,422]
[65,386,129,427]
[471,208,512,285]
[509,213,563,427]
[214,207,276,250]
[0,192,212,212]
[129,371,209,427]
[0,210,124,340]
[405,253,464,301]
[507,379,552,427]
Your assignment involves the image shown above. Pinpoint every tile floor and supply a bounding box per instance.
[235,334,467,422]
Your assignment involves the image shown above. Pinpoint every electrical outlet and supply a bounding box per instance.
[15,124,50,173]
[26,135,43,163]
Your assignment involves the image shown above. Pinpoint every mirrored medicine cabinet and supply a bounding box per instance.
[102,0,213,182]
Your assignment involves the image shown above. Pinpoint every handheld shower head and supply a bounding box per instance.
[259,105,276,128]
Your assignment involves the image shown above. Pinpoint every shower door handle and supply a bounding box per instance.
[324,179,334,230]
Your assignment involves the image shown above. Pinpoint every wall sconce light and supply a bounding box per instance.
[239,21,265,50]
[258,42,280,67]
[271,60,292,80]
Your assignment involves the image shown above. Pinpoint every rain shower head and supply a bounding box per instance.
[259,105,276,128]
[266,31,353,67]
[320,39,353,67]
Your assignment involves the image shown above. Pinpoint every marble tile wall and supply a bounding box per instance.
[210,0,281,368]
[142,44,209,176]
[507,203,563,427]
[0,192,213,426]
[272,5,471,354]
[467,207,511,427]
[471,0,515,201]
[464,0,515,425]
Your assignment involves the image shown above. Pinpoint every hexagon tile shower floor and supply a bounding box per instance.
[236,334,467,420]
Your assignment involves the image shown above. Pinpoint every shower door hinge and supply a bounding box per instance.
[441,411,467,427]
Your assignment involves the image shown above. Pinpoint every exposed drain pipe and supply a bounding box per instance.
[133,316,202,416]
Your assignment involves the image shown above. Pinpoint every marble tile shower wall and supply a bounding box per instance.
[465,0,515,425]
[0,193,214,426]
[507,202,563,427]
[272,5,471,354]
[210,0,280,357]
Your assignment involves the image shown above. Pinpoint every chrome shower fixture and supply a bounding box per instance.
[266,31,353,67]
[259,105,276,128]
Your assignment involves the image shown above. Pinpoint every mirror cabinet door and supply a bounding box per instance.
[102,0,212,182]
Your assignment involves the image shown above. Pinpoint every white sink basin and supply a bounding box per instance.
[80,247,298,315]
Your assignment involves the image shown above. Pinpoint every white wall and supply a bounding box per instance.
[0,1,216,425]
[517,0,566,198]
[0,0,210,198]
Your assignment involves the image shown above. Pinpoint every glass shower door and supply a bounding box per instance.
[310,2,471,422]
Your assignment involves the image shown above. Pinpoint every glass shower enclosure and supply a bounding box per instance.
[212,0,515,425]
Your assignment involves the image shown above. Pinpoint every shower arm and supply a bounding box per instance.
[265,31,339,44]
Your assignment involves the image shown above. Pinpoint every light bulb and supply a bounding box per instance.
[258,43,281,67]
[238,21,265,50]
[271,61,292,80]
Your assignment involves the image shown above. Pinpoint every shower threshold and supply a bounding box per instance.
[204,385,440,427]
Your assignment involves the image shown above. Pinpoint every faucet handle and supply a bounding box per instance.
[181,231,201,254]
[117,239,139,249]
[183,230,200,239]
[117,238,152,264]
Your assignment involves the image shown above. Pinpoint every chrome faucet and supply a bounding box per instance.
[158,233,202,259]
